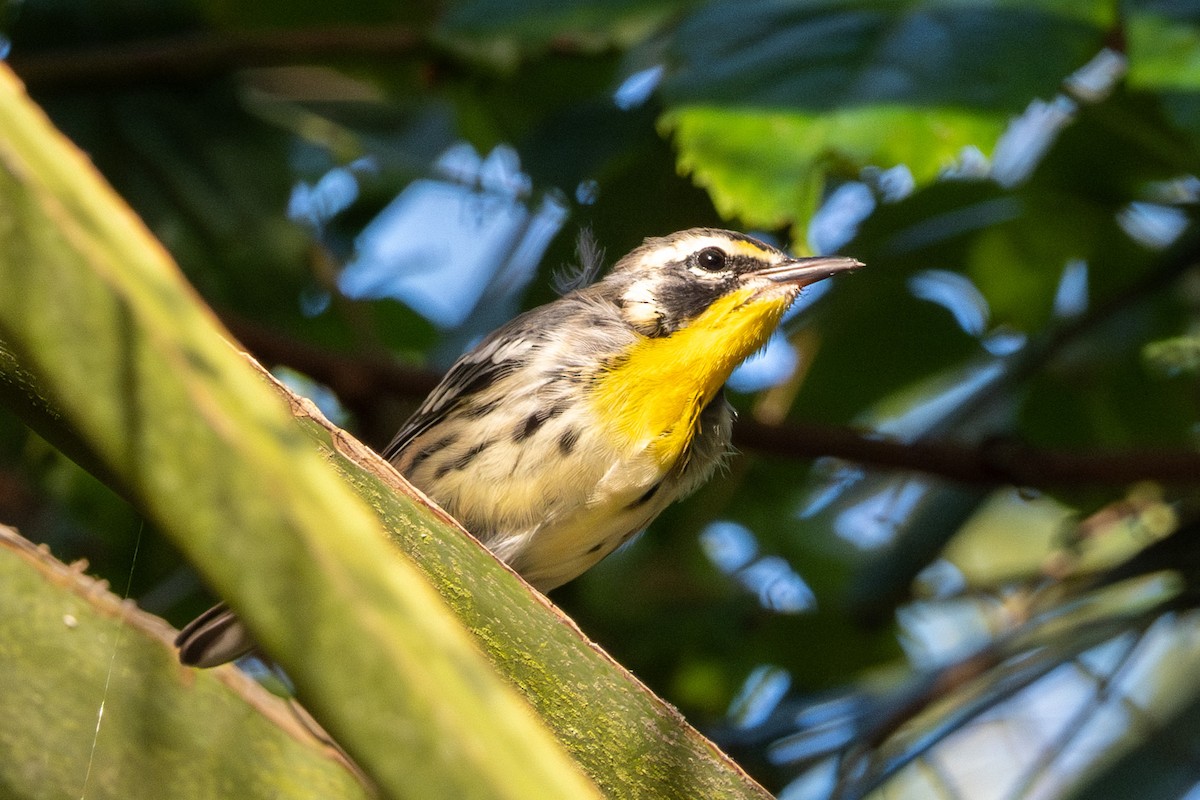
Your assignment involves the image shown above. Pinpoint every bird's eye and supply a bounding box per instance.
[695,247,727,272]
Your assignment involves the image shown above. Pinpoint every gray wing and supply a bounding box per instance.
[379,314,542,463]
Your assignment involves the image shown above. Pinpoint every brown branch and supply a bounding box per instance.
[8,26,425,91]
[735,421,1200,487]
[7,25,612,93]
[225,316,441,407]
[221,314,1200,490]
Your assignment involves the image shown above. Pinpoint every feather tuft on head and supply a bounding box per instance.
[553,228,606,295]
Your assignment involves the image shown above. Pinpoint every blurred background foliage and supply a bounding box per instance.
[3,0,1200,798]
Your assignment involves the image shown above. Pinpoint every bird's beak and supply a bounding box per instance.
[752,255,864,286]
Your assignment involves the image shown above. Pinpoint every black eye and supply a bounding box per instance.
[695,247,727,272]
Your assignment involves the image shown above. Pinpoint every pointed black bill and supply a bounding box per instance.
[752,255,864,285]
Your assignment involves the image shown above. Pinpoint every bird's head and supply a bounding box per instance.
[602,228,862,338]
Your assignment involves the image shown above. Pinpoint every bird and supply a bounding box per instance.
[176,227,862,667]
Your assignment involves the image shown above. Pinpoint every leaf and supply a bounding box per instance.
[659,0,1112,227]
[0,524,372,800]
[662,104,1005,229]
[1127,5,1200,137]
[663,1,1110,110]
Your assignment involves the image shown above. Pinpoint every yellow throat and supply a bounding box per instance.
[589,287,792,467]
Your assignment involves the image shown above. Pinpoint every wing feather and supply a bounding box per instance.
[380,320,538,462]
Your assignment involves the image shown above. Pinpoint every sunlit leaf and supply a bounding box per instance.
[658,0,1112,226]
[0,525,372,800]
[663,105,1004,229]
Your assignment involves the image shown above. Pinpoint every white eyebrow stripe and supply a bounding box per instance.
[647,235,785,267]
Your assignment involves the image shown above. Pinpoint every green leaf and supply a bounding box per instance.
[1127,6,1200,92]
[0,525,373,800]
[662,1,1110,110]
[663,104,1004,229]
[659,0,1112,227]
[1127,6,1200,137]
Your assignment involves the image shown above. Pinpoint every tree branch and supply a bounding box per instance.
[9,26,425,91]
[222,315,1200,489]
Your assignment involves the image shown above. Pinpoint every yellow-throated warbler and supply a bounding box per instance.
[177,228,862,666]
